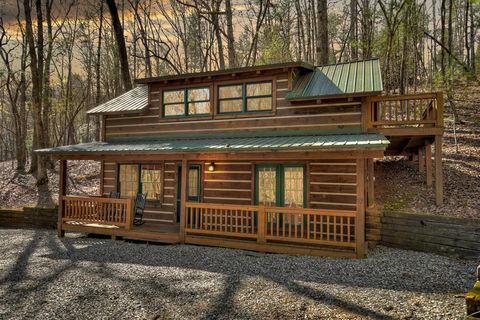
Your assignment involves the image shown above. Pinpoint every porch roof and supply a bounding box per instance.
[36,133,389,155]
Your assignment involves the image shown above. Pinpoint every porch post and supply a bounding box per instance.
[179,159,188,243]
[355,159,366,258]
[418,146,425,173]
[57,159,67,237]
[425,141,433,187]
[435,136,444,205]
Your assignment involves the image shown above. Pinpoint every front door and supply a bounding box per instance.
[176,164,202,223]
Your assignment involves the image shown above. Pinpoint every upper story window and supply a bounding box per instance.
[163,87,210,117]
[218,81,273,114]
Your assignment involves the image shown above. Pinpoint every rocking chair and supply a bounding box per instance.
[133,193,148,225]
[108,191,120,198]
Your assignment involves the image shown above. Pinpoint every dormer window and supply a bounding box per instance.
[218,81,273,114]
[162,87,210,117]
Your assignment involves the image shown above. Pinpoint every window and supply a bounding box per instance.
[283,167,304,208]
[246,82,273,111]
[218,84,243,113]
[119,165,139,198]
[163,87,210,117]
[283,167,304,225]
[141,165,162,200]
[258,166,277,207]
[256,164,305,224]
[188,165,201,201]
[188,88,210,115]
[118,164,162,201]
[218,81,273,114]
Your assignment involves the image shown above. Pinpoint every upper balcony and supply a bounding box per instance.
[366,92,444,137]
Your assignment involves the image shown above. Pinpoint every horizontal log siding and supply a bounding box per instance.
[308,160,358,210]
[157,162,177,223]
[202,162,253,205]
[104,71,362,139]
[102,162,117,194]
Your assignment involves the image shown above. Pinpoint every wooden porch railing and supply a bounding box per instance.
[368,92,443,128]
[61,196,134,229]
[185,202,357,249]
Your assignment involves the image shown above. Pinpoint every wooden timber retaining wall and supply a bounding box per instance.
[378,211,480,258]
[0,207,57,229]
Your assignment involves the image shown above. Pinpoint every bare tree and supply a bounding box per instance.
[106,0,132,91]
[23,0,49,186]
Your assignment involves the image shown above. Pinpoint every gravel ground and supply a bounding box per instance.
[0,228,476,320]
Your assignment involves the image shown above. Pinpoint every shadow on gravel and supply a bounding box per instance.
[18,232,469,319]
[0,229,470,319]
[0,230,81,319]
[0,229,42,286]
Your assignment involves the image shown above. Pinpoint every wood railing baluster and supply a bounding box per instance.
[179,202,356,248]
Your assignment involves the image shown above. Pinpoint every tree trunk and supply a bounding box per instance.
[225,0,236,68]
[440,0,446,79]
[316,0,328,64]
[469,0,476,73]
[106,0,132,91]
[212,0,225,69]
[350,0,358,60]
[24,0,48,185]
[95,1,104,141]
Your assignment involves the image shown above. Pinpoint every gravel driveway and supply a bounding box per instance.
[0,228,476,320]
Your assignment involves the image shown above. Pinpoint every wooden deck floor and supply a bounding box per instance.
[62,221,181,243]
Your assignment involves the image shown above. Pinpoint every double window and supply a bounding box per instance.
[118,164,162,201]
[256,164,305,224]
[218,81,273,114]
[163,87,210,117]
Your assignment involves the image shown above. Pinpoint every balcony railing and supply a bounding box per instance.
[368,92,443,128]
[61,195,134,229]
[185,202,357,249]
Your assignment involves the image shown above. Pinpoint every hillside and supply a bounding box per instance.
[377,89,480,218]
[0,160,100,209]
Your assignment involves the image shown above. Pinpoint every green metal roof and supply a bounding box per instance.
[286,58,383,100]
[36,133,389,155]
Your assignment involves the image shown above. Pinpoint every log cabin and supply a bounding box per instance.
[36,59,444,258]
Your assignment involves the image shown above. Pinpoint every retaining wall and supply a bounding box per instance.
[0,207,57,229]
[379,211,480,258]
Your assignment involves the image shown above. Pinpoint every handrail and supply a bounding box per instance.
[185,202,357,249]
[368,92,443,128]
[61,195,134,229]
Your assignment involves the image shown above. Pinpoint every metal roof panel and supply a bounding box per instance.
[286,58,383,100]
[86,86,149,115]
[36,133,389,155]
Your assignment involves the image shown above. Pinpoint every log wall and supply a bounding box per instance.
[104,70,363,139]
[100,159,365,224]
[308,160,358,211]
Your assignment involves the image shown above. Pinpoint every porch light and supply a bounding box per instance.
[207,162,215,172]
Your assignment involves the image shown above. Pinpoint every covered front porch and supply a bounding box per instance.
[38,132,388,258]
[58,193,358,257]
